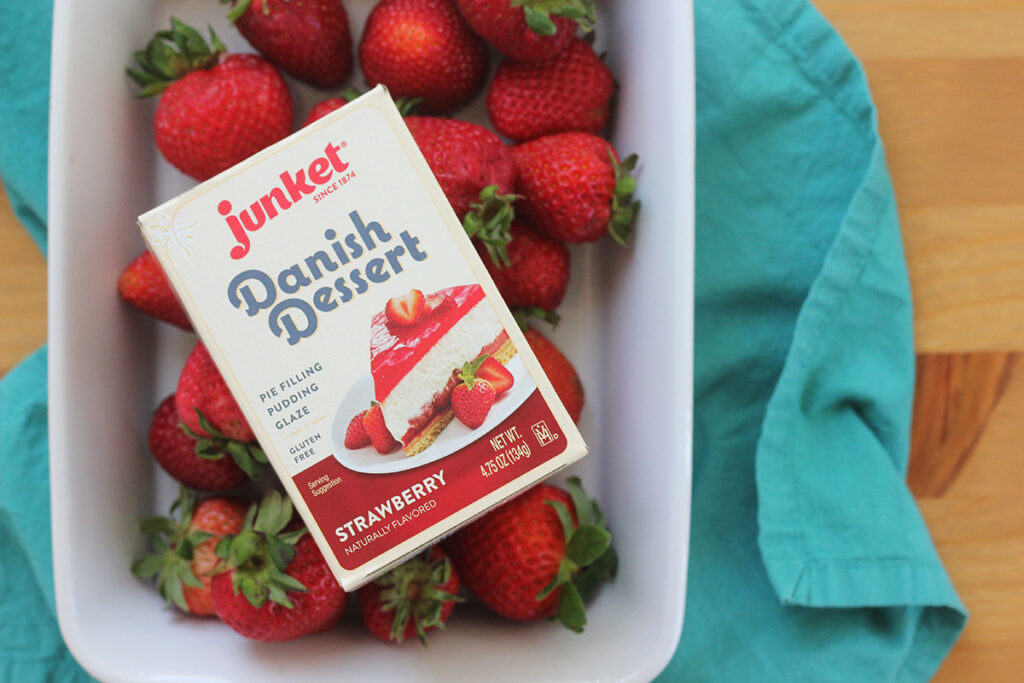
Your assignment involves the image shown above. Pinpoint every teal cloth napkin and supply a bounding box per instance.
[658,0,967,680]
[0,0,966,680]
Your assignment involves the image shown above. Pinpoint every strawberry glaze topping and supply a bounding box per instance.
[370,284,486,401]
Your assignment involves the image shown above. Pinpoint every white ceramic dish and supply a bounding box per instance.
[331,357,536,475]
[48,0,694,681]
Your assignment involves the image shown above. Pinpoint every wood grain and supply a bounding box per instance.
[818,0,1024,352]
[0,188,46,376]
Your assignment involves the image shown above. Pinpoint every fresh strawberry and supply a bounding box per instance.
[451,356,496,429]
[455,0,594,62]
[487,38,613,142]
[117,251,192,330]
[425,291,455,315]
[358,547,462,644]
[302,97,348,127]
[210,492,348,641]
[177,341,257,443]
[385,289,426,327]
[475,356,514,395]
[363,403,401,454]
[132,487,248,616]
[344,409,372,449]
[149,395,248,491]
[405,116,515,218]
[513,132,639,244]
[523,326,583,422]
[477,220,569,311]
[359,0,489,114]
[226,0,352,88]
[445,477,615,631]
[127,18,292,181]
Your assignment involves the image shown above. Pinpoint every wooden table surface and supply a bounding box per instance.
[2,1,1021,678]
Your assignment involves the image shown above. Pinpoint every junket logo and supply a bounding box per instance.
[217,141,352,260]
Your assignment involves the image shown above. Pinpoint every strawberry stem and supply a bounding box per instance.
[214,491,308,609]
[608,151,640,246]
[372,549,463,644]
[180,408,268,480]
[537,477,617,633]
[511,0,596,35]
[127,18,226,98]
[131,486,214,613]
[458,354,490,389]
[463,185,519,267]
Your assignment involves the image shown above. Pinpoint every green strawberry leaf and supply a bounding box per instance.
[217,491,309,610]
[128,18,224,99]
[522,6,557,35]
[574,545,618,603]
[266,533,297,572]
[565,525,611,566]
[512,0,596,34]
[253,491,292,535]
[565,476,594,526]
[130,554,164,579]
[463,185,519,268]
[458,354,490,389]
[608,151,641,246]
[512,306,561,332]
[556,582,587,633]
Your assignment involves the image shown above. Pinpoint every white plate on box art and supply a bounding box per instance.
[330,356,535,474]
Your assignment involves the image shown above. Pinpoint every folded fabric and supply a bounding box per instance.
[657,0,966,680]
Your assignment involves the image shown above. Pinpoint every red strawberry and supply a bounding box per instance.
[487,38,614,142]
[405,116,515,218]
[177,341,256,443]
[128,19,292,181]
[132,488,248,616]
[524,326,583,422]
[149,395,248,491]
[455,0,593,62]
[477,221,569,311]
[385,289,426,327]
[344,409,371,449]
[425,291,455,315]
[228,0,352,88]
[446,477,615,631]
[302,97,348,127]
[475,356,514,395]
[117,251,192,330]
[451,356,496,429]
[513,132,639,244]
[210,492,348,641]
[359,0,489,114]
[363,403,401,454]
[358,547,462,644]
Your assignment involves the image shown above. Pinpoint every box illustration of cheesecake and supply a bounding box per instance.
[138,86,587,590]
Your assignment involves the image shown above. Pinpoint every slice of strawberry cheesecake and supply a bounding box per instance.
[370,285,516,456]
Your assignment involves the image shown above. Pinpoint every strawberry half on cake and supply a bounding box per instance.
[370,285,516,456]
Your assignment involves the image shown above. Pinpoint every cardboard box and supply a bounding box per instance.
[138,87,588,590]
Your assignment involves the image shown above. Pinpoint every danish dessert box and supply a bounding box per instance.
[138,86,588,591]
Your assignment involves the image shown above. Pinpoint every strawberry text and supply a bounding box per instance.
[334,470,447,543]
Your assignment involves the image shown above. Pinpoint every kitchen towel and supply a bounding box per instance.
[0,0,965,681]
[657,0,967,680]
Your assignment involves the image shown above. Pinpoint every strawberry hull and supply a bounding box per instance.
[135,87,587,592]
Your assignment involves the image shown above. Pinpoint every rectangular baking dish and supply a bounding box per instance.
[47,0,694,680]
